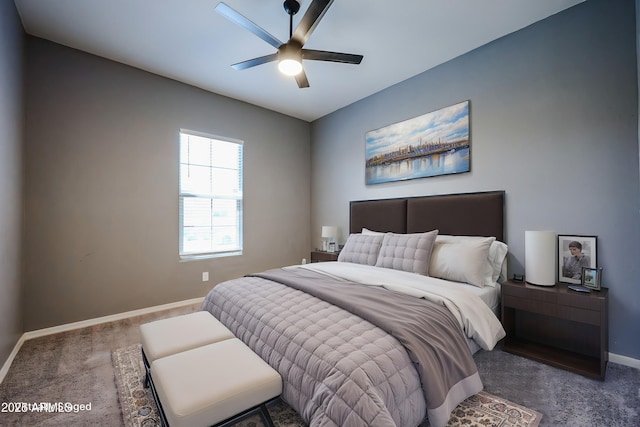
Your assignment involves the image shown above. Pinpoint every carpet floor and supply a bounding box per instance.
[112,343,542,427]
[0,303,638,426]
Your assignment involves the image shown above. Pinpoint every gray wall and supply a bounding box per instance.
[22,38,311,331]
[0,0,24,365]
[311,0,640,359]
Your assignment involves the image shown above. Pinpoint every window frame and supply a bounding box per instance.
[178,129,243,261]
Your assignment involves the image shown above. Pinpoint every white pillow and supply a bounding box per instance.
[429,237,495,288]
[337,233,384,266]
[436,235,508,286]
[375,230,438,276]
[490,241,508,282]
[361,227,385,236]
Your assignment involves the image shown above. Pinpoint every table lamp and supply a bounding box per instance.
[321,226,338,252]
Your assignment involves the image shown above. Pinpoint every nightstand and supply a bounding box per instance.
[310,250,339,263]
[501,280,608,380]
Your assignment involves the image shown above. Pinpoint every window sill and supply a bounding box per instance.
[179,251,242,262]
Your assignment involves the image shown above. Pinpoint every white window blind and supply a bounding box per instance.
[179,131,243,259]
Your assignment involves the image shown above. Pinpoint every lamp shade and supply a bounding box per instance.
[525,230,556,286]
[321,226,338,240]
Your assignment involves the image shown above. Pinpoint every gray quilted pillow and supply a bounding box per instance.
[337,233,384,265]
[375,230,439,275]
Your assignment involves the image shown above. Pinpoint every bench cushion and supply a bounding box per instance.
[151,338,282,427]
[140,311,234,364]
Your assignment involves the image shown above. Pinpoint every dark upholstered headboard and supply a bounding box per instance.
[350,191,505,242]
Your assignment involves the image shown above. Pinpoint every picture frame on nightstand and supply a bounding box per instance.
[582,267,603,291]
[558,234,597,284]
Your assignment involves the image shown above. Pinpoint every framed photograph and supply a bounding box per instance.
[558,235,597,284]
[582,267,603,291]
[365,100,470,185]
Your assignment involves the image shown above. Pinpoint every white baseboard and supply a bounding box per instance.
[610,352,640,370]
[22,297,204,340]
[0,297,204,384]
[0,334,28,386]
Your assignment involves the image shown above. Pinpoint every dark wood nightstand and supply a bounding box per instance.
[310,251,339,263]
[501,280,608,380]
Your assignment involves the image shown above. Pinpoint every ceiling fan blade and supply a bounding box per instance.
[295,69,310,88]
[291,0,334,47]
[215,2,283,49]
[231,53,278,70]
[302,49,363,64]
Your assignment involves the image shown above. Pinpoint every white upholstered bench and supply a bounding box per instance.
[139,311,235,388]
[149,338,282,427]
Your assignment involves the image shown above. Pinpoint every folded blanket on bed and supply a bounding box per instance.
[252,268,482,427]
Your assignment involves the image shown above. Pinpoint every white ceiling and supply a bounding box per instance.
[14,0,584,122]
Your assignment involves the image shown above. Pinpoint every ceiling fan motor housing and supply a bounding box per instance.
[279,40,303,58]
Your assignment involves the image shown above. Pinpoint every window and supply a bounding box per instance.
[179,130,243,259]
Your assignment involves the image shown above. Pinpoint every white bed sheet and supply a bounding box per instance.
[290,262,506,352]
[453,282,501,354]
[449,280,501,316]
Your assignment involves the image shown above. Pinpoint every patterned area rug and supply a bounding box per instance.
[112,344,542,427]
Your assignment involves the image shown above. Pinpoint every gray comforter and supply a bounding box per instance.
[201,267,482,427]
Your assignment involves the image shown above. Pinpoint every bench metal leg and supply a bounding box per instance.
[141,348,151,389]
[258,403,276,427]
[146,369,169,427]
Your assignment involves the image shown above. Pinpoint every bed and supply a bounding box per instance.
[201,191,507,427]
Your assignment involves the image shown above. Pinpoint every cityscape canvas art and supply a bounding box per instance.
[365,100,470,184]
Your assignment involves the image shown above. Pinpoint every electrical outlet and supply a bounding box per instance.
[202,272,209,282]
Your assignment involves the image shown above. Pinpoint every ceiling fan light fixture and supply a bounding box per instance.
[278,42,303,76]
[278,58,303,76]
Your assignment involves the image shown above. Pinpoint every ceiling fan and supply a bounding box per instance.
[215,0,363,88]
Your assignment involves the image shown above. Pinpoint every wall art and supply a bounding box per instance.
[365,100,470,184]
